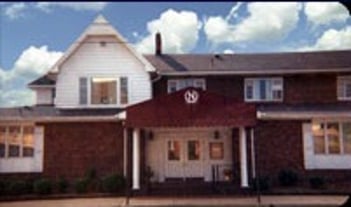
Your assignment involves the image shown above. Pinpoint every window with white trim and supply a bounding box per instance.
[337,76,351,100]
[0,125,35,158]
[312,121,351,155]
[244,78,283,102]
[167,78,206,93]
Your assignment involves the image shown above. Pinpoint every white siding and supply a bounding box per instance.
[146,128,233,182]
[302,123,351,169]
[55,35,151,108]
[35,88,53,105]
[0,126,44,173]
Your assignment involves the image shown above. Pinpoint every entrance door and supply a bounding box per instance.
[165,138,203,180]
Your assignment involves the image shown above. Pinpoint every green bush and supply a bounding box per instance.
[86,168,97,181]
[278,169,298,187]
[57,177,69,193]
[75,178,89,194]
[251,176,270,191]
[309,176,325,189]
[33,179,52,195]
[101,174,125,193]
[7,180,28,195]
[0,180,7,196]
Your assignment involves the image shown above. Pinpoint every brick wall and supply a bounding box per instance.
[153,73,343,104]
[42,122,124,180]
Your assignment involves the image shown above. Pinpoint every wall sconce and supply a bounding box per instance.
[148,131,154,141]
[214,130,220,139]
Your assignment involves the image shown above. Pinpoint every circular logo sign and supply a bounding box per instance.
[184,89,199,104]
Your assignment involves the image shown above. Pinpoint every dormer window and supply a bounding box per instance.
[337,76,351,100]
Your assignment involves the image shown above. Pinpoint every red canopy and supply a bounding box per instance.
[126,87,256,128]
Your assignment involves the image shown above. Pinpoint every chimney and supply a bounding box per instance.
[155,32,162,55]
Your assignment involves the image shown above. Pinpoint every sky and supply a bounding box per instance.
[0,2,350,107]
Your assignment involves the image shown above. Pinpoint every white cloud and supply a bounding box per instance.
[204,2,302,45]
[135,9,202,54]
[304,2,349,26]
[223,49,235,54]
[0,46,62,107]
[36,2,108,12]
[298,26,351,51]
[4,3,26,19]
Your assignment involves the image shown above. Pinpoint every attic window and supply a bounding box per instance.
[100,41,106,47]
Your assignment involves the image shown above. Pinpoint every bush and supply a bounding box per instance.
[278,169,298,187]
[7,180,28,195]
[0,180,8,196]
[251,176,270,191]
[57,177,69,193]
[86,168,97,181]
[309,176,325,189]
[75,178,89,194]
[101,174,125,193]
[33,179,52,195]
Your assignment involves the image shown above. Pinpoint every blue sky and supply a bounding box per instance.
[0,2,350,107]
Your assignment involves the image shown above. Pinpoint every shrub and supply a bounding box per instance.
[75,178,89,194]
[7,180,28,195]
[309,176,325,189]
[101,174,125,193]
[0,180,7,196]
[57,177,69,193]
[278,169,298,187]
[251,176,270,191]
[33,179,52,195]
[86,168,97,181]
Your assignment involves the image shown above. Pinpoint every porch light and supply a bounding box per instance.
[214,130,220,139]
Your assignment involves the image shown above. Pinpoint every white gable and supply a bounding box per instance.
[54,15,152,108]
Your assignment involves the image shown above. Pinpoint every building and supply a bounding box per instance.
[1,15,351,194]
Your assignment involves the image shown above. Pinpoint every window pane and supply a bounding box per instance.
[312,123,325,154]
[210,142,224,160]
[23,126,34,157]
[168,81,177,93]
[327,123,340,154]
[245,80,254,100]
[79,77,88,105]
[168,140,180,161]
[120,77,128,104]
[193,79,206,90]
[188,140,200,160]
[91,78,117,104]
[345,83,351,98]
[8,126,21,157]
[0,127,6,157]
[342,123,351,154]
[259,80,266,100]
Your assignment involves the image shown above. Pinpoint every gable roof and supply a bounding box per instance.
[48,15,156,73]
[28,72,56,87]
[145,50,351,75]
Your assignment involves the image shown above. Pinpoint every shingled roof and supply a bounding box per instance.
[144,50,351,75]
[28,73,57,87]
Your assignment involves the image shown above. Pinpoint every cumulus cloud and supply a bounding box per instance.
[4,2,26,19]
[304,2,349,26]
[204,2,302,45]
[0,46,62,107]
[35,2,108,12]
[298,26,351,51]
[135,9,202,54]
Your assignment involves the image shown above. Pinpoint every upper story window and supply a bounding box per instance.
[244,77,283,102]
[0,125,34,158]
[312,121,351,155]
[91,78,117,105]
[79,76,128,106]
[337,76,351,100]
[167,78,206,93]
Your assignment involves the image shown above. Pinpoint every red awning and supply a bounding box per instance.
[126,87,256,128]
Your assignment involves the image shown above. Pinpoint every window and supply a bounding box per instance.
[337,76,351,100]
[168,140,180,161]
[167,79,206,93]
[245,78,283,102]
[91,78,117,105]
[79,77,88,105]
[210,142,224,160]
[120,77,128,105]
[312,121,351,155]
[0,125,35,158]
[188,140,200,160]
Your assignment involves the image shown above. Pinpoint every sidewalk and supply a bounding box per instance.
[0,195,348,207]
